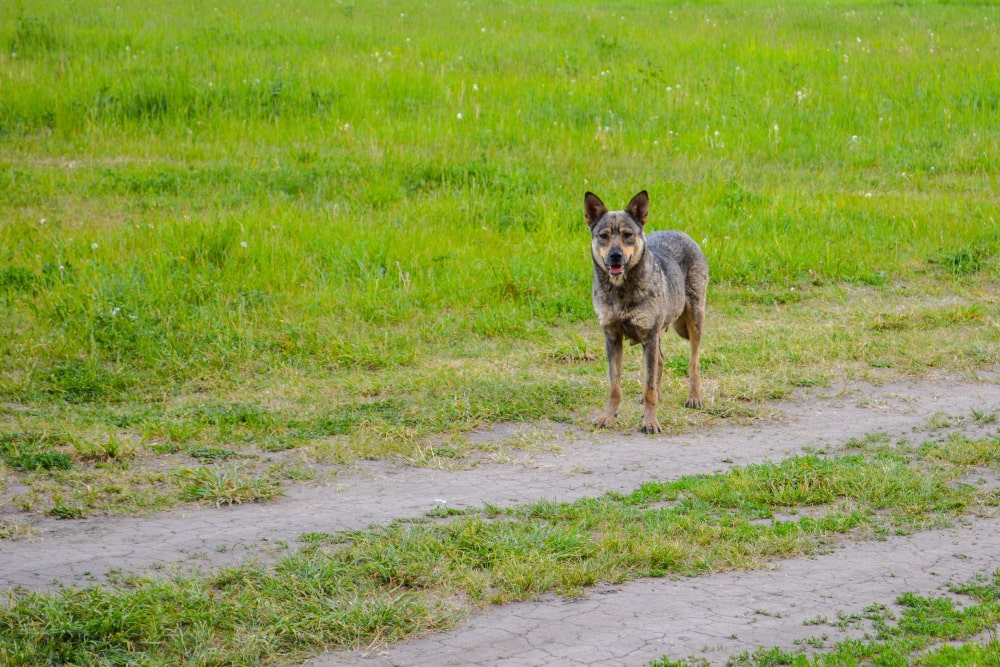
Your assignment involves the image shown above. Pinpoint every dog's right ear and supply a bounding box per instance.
[584,192,607,229]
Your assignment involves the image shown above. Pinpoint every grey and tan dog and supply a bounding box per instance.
[585,190,708,434]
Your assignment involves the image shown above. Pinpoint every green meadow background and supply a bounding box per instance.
[1,0,998,476]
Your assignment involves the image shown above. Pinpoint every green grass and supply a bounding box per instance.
[1,442,996,665]
[2,0,999,514]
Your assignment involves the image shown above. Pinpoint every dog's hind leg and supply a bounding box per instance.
[681,302,704,408]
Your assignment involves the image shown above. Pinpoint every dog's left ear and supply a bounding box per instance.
[626,190,649,226]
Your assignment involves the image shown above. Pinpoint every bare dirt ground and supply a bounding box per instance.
[2,374,999,666]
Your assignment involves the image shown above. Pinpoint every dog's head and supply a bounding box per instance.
[585,190,649,283]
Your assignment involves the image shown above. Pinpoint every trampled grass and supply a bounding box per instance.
[1,1,999,512]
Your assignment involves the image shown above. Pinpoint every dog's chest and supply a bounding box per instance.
[592,284,661,339]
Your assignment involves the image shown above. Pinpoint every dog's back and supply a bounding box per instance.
[647,231,708,292]
[647,230,708,341]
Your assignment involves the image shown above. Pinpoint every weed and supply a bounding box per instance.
[0,519,32,540]
[46,505,84,519]
[6,451,73,472]
[175,464,282,506]
[72,430,135,463]
[186,446,238,462]
[972,409,998,426]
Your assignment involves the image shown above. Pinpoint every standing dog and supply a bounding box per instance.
[585,190,708,434]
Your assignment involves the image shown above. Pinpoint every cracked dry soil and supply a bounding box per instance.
[2,375,999,666]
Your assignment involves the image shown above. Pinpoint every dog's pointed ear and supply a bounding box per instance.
[626,190,649,226]
[584,192,608,229]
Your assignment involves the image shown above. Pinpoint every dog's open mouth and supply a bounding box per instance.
[608,264,624,276]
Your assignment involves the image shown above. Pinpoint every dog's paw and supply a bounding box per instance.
[593,413,617,429]
[640,418,663,434]
[684,396,703,409]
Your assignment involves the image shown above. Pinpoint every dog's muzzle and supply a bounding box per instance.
[606,250,626,276]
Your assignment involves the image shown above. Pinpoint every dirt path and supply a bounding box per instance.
[314,515,1000,666]
[2,375,998,664]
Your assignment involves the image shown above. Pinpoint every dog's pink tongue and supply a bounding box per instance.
[609,265,624,276]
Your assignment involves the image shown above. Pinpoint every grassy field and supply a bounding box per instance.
[2,0,997,517]
[2,0,1000,661]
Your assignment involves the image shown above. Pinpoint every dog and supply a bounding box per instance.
[585,190,708,433]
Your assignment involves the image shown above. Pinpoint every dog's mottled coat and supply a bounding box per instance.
[585,190,708,433]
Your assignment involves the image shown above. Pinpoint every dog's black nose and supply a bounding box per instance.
[608,249,623,264]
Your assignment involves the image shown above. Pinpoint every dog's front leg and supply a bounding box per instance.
[594,328,623,428]
[640,334,663,434]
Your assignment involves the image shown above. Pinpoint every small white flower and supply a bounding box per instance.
[472,83,479,91]
[457,112,463,120]
[111,307,121,317]
[40,218,46,225]
[91,243,99,250]
[240,241,249,248]
[59,265,65,271]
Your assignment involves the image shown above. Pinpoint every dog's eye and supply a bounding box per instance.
[599,232,611,240]
[621,232,633,241]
